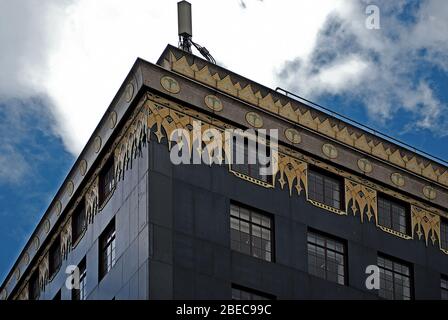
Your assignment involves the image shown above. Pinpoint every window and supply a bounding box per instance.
[29,271,40,300]
[99,218,116,280]
[377,196,410,235]
[441,218,448,250]
[49,236,61,278]
[307,230,346,285]
[230,203,273,262]
[231,135,273,184]
[378,254,412,300]
[72,202,86,245]
[308,168,343,209]
[231,284,274,300]
[99,157,115,206]
[441,276,448,300]
[72,258,87,300]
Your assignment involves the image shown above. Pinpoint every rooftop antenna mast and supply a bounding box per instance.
[177,1,216,64]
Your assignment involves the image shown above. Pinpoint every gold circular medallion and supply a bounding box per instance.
[54,200,62,216]
[44,219,50,234]
[161,76,180,94]
[204,95,223,111]
[79,159,88,176]
[423,185,437,200]
[284,128,301,144]
[322,143,338,159]
[66,180,74,196]
[357,158,373,173]
[391,172,405,187]
[94,136,102,153]
[245,112,263,128]
[125,83,134,102]
[15,269,20,281]
[109,111,117,129]
[23,252,29,265]
[33,236,40,250]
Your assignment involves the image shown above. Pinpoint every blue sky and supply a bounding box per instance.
[1,0,448,283]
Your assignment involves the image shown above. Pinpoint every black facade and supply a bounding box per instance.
[1,45,448,300]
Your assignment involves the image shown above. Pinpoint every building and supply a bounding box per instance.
[1,43,448,300]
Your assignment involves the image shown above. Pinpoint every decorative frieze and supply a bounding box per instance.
[61,218,72,259]
[85,177,99,224]
[345,179,377,223]
[411,205,440,246]
[38,254,49,291]
[17,285,28,300]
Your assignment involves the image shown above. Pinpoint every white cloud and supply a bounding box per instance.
[1,0,447,157]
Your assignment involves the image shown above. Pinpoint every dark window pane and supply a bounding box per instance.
[231,285,274,300]
[49,237,61,278]
[72,258,87,300]
[99,219,116,280]
[441,276,448,300]
[377,196,410,235]
[378,254,412,300]
[72,202,86,244]
[229,204,273,262]
[308,169,342,209]
[99,158,115,206]
[441,219,448,250]
[307,230,346,285]
[231,135,273,184]
[29,271,40,300]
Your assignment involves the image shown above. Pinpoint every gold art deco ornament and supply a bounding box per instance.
[411,205,440,245]
[345,179,377,223]
[357,158,373,174]
[79,159,88,176]
[125,83,134,102]
[245,111,263,128]
[322,143,338,159]
[109,111,118,129]
[284,128,301,144]
[161,76,180,94]
[391,172,405,187]
[66,181,74,197]
[423,185,437,200]
[204,95,223,111]
[166,51,448,188]
[94,136,102,153]
[54,200,62,216]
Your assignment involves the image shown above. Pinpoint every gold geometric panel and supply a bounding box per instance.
[275,154,307,196]
[85,177,99,224]
[345,179,377,223]
[61,218,72,259]
[411,205,440,246]
[38,253,49,290]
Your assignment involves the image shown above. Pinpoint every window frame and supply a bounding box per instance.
[99,157,115,207]
[440,218,448,251]
[230,202,275,262]
[72,257,87,300]
[72,201,87,246]
[377,253,413,300]
[231,284,275,300]
[28,271,40,300]
[49,236,62,279]
[377,194,411,236]
[306,228,347,286]
[230,134,274,185]
[99,218,116,281]
[441,275,448,300]
[307,166,344,210]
